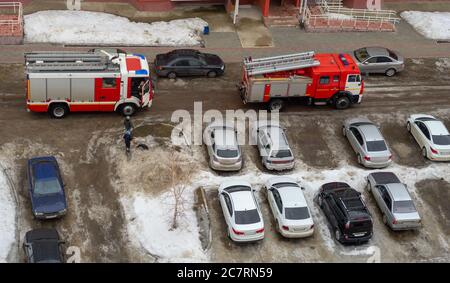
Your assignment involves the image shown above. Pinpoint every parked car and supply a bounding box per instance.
[23,228,65,263]
[203,122,242,171]
[407,114,450,161]
[254,121,295,171]
[154,49,225,79]
[352,47,404,77]
[264,177,314,238]
[343,117,392,168]
[317,182,373,244]
[367,172,421,230]
[218,179,264,242]
[27,156,68,219]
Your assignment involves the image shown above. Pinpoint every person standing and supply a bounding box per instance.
[124,116,134,132]
[123,129,133,153]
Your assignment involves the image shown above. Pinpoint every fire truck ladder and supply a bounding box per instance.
[243,51,320,76]
[25,52,112,72]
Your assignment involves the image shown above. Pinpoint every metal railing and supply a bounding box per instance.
[0,2,23,36]
[303,0,400,29]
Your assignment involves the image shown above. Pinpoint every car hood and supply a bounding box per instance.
[32,193,66,213]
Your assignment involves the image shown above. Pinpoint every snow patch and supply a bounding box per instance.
[0,160,17,263]
[324,13,354,20]
[401,11,450,40]
[123,190,207,262]
[24,10,208,46]
[435,58,450,72]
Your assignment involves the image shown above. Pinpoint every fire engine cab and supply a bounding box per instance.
[239,51,364,111]
[25,49,154,118]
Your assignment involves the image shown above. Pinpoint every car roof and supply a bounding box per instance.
[385,183,411,201]
[261,125,289,149]
[29,158,59,179]
[423,120,449,135]
[278,186,307,207]
[229,190,257,211]
[358,124,383,141]
[213,127,237,147]
[365,47,389,57]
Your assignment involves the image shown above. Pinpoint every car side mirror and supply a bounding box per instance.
[211,133,214,138]
[363,61,369,65]
[301,187,305,191]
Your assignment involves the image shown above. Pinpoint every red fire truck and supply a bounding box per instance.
[25,49,154,118]
[238,51,364,111]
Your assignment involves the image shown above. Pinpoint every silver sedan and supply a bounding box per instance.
[352,47,405,77]
[367,172,421,231]
[343,118,392,168]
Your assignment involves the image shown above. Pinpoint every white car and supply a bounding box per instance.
[218,179,265,242]
[264,177,314,238]
[407,114,450,161]
[252,121,295,171]
[203,122,243,171]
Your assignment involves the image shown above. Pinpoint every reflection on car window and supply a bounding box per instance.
[393,200,416,213]
[354,48,369,62]
[34,178,62,195]
[285,207,310,220]
[366,140,388,152]
[216,149,239,158]
[432,135,450,145]
[235,209,260,224]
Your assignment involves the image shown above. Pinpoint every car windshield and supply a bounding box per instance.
[270,149,292,158]
[216,149,239,158]
[432,135,450,145]
[388,50,398,61]
[393,200,417,213]
[354,48,369,62]
[235,209,260,225]
[285,207,310,220]
[34,178,62,195]
[366,140,387,152]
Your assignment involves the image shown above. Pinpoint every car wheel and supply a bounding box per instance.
[382,214,388,225]
[342,126,347,137]
[385,68,396,77]
[406,121,411,132]
[167,72,177,79]
[120,103,137,116]
[422,147,428,159]
[207,71,217,78]
[366,180,371,192]
[335,229,342,241]
[335,96,350,110]
[227,228,231,239]
[49,103,69,119]
[268,99,284,112]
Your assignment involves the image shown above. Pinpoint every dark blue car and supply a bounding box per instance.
[27,156,67,219]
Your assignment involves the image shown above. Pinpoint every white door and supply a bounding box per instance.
[345,74,362,95]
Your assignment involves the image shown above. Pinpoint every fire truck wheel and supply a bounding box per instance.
[120,104,137,116]
[268,99,284,112]
[207,71,217,78]
[385,68,396,77]
[49,103,69,119]
[167,72,177,79]
[334,96,350,110]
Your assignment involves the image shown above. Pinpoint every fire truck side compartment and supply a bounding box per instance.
[47,78,70,101]
[247,76,311,102]
[71,78,94,102]
[29,78,46,102]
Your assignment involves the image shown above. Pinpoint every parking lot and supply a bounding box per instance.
[0,57,450,262]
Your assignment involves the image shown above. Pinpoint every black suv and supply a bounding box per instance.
[23,228,65,263]
[154,49,225,79]
[317,182,373,244]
